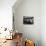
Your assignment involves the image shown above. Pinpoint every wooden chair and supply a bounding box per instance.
[14,33,23,46]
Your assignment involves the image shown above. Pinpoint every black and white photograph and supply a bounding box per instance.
[23,16,34,24]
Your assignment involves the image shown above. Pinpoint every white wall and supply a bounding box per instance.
[41,0,46,46]
[13,0,41,46]
[0,0,16,30]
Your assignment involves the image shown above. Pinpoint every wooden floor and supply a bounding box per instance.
[0,39,16,46]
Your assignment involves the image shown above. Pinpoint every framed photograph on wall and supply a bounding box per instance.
[23,16,34,24]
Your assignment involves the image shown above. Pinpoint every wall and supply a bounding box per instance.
[0,0,16,30]
[41,0,46,46]
[13,0,41,46]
